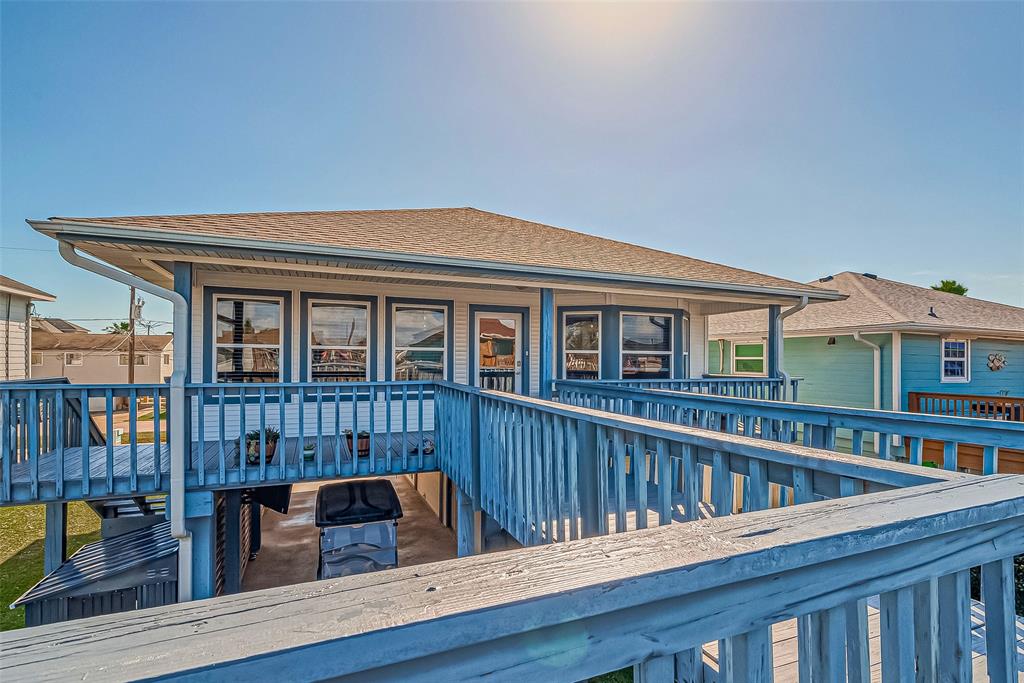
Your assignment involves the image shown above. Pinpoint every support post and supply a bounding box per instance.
[539,288,554,400]
[766,304,781,380]
[249,501,262,556]
[43,502,67,574]
[223,490,242,594]
[577,421,602,537]
[184,490,216,600]
[456,487,479,557]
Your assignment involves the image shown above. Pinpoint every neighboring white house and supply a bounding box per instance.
[0,276,56,380]
[32,331,174,385]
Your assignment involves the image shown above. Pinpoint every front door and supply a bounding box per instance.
[474,312,523,394]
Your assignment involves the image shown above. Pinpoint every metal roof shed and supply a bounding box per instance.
[12,520,177,627]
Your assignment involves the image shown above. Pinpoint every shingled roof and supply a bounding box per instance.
[38,207,833,298]
[709,272,1024,338]
[0,276,55,301]
[33,331,172,352]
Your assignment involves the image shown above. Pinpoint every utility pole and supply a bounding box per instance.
[128,286,137,385]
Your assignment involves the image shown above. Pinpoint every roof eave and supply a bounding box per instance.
[30,218,843,304]
[710,322,1024,340]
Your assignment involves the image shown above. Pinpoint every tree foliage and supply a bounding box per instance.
[103,321,132,333]
[931,279,968,296]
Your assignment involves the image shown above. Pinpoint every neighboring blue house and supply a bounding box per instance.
[708,272,1024,414]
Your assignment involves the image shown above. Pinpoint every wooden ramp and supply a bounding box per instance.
[702,598,1024,681]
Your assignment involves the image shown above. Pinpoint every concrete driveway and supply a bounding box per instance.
[241,476,457,592]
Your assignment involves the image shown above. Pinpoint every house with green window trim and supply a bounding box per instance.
[707,272,1024,415]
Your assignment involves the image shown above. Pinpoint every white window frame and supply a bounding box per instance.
[731,339,767,376]
[212,294,285,383]
[118,353,150,367]
[940,338,971,383]
[562,310,602,380]
[307,298,371,382]
[64,352,83,366]
[619,311,673,379]
[391,303,448,380]
[31,352,43,366]
[162,353,171,365]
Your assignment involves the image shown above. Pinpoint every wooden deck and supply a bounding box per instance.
[702,597,1024,681]
[4,431,437,502]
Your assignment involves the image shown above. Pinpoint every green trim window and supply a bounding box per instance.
[732,342,765,375]
[563,312,601,380]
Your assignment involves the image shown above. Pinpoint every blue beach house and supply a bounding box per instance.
[708,271,1024,471]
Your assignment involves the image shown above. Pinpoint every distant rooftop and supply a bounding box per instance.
[0,275,55,301]
[32,331,172,352]
[708,271,1024,338]
[32,317,90,334]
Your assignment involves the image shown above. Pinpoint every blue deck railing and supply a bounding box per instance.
[6,475,1022,681]
[588,375,799,401]
[556,380,1024,474]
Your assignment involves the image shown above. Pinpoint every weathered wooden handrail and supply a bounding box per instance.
[436,382,969,547]
[587,375,800,401]
[556,380,1024,474]
[5,476,1022,682]
[909,390,1024,422]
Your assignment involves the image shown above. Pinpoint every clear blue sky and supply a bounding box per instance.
[2,1,1022,331]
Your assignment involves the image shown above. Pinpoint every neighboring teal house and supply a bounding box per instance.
[707,272,1024,415]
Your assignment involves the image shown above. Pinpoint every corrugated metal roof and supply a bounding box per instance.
[12,521,176,606]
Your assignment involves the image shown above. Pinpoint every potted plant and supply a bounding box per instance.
[343,429,371,457]
[303,442,316,461]
[241,427,280,466]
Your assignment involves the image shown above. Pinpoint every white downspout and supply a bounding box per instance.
[776,296,808,400]
[58,241,193,600]
[852,331,882,452]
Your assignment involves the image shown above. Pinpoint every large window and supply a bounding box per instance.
[564,312,600,380]
[214,297,283,382]
[620,313,672,379]
[732,342,765,375]
[309,301,370,382]
[119,353,149,366]
[393,305,446,381]
[941,338,970,382]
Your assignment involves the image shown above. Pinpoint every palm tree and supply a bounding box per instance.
[931,279,968,296]
[104,321,132,333]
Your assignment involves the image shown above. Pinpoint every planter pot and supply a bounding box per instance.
[245,439,278,466]
[345,433,371,458]
[303,445,316,462]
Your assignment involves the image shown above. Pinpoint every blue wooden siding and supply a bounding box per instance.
[710,335,893,410]
[900,334,1024,409]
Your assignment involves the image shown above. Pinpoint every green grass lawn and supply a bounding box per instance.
[0,503,101,631]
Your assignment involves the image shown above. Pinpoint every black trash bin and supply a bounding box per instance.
[315,480,403,580]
